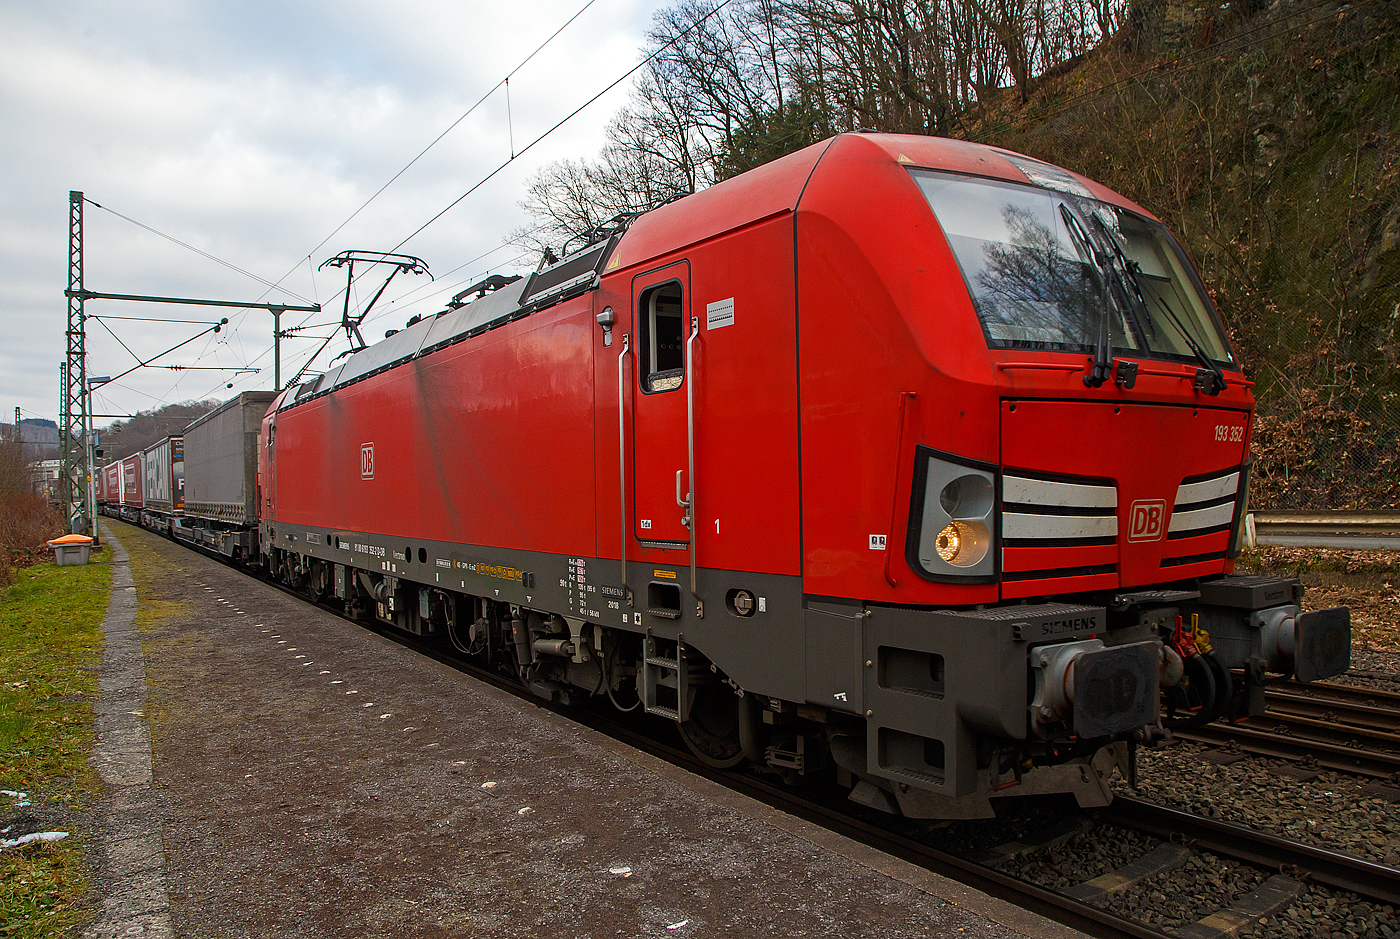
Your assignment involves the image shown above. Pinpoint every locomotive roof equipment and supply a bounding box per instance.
[318,250,431,352]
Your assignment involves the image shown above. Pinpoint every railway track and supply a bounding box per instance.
[1173,680,1400,779]
[1103,797,1400,905]
[978,796,1400,936]
[1267,680,1400,736]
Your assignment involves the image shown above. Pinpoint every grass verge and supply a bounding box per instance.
[0,551,111,936]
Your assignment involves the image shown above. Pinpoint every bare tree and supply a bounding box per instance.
[519,0,1132,237]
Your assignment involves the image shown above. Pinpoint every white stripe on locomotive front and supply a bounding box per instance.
[1173,472,1240,506]
[1167,501,1236,534]
[1003,512,1118,540]
[1003,475,1117,508]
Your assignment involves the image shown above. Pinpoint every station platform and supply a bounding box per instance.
[86,521,1085,939]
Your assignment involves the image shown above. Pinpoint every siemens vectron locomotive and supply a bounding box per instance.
[130,132,1353,819]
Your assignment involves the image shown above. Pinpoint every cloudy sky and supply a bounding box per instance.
[0,0,666,431]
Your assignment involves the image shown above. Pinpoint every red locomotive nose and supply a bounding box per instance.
[999,398,1249,596]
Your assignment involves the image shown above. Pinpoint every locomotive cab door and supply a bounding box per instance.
[631,263,692,550]
[263,415,276,521]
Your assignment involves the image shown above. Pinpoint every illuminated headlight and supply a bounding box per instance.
[935,523,962,562]
[907,447,998,581]
[935,520,990,566]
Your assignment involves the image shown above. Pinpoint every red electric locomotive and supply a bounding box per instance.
[257,132,1350,818]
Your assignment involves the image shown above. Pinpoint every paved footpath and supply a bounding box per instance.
[82,520,1086,939]
[85,522,173,938]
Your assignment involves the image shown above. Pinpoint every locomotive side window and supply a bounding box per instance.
[638,281,685,393]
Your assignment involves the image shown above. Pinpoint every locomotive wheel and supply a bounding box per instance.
[679,684,746,769]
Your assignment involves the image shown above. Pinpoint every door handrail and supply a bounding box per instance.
[685,315,702,617]
[618,333,632,607]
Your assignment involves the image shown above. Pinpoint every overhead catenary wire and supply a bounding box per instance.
[391,0,739,253]
[120,0,740,400]
[90,314,230,325]
[282,0,604,275]
[193,0,613,394]
[83,199,315,306]
[105,1,610,411]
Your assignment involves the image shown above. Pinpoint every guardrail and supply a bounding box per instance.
[1247,511,1400,550]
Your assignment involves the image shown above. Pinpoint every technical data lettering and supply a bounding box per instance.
[457,559,526,584]
[564,558,603,622]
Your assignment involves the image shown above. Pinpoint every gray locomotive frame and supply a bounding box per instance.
[260,508,1346,819]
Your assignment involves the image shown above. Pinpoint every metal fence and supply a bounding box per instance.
[1247,363,1399,513]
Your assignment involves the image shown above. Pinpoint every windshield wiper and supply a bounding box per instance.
[1060,205,1135,389]
[1152,292,1228,395]
[1059,205,1111,387]
[1088,215,1156,344]
[1088,214,1226,396]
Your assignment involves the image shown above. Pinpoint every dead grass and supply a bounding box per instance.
[0,495,64,590]
[1236,546,1400,650]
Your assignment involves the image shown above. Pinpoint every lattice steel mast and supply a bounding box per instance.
[60,191,90,535]
[60,192,322,538]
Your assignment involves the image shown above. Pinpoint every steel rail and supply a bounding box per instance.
[1103,796,1400,905]
[1272,679,1400,707]
[1266,690,1400,735]
[1250,511,1400,549]
[1174,722,1400,777]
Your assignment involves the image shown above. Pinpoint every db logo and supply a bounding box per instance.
[1128,500,1166,542]
[360,443,375,480]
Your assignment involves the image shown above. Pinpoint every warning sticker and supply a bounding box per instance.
[706,297,735,330]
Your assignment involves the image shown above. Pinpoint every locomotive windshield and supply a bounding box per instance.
[912,170,1235,368]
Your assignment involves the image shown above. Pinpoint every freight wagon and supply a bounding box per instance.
[140,436,184,536]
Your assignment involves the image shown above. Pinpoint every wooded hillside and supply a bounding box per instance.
[97,400,221,462]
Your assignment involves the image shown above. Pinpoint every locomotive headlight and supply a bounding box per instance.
[935,523,962,561]
[907,449,998,582]
[934,520,990,567]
